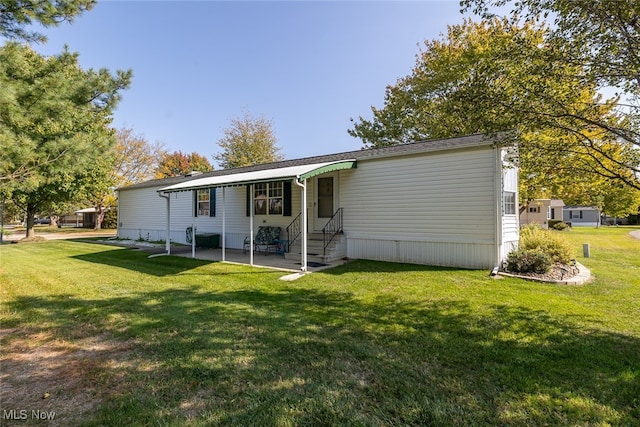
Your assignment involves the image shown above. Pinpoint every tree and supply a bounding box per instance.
[348,19,639,207]
[0,43,131,237]
[155,150,213,178]
[75,128,165,230]
[0,0,95,42]
[114,127,164,186]
[460,0,640,189]
[214,112,283,169]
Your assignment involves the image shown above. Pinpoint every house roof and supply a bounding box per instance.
[564,206,600,210]
[118,133,499,192]
[160,160,357,192]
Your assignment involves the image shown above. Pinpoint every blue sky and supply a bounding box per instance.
[31,1,471,168]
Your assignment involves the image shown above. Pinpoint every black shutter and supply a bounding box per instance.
[193,190,198,217]
[246,185,251,216]
[283,181,292,216]
[209,188,216,217]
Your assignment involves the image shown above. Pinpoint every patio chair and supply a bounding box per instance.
[243,226,281,255]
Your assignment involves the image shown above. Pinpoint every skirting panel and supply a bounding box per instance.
[346,238,496,269]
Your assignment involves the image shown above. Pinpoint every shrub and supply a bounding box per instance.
[519,225,573,264]
[548,220,569,231]
[507,248,553,273]
[102,210,118,229]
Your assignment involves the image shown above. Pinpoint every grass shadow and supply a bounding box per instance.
[69,247,214,277]
[3,284,639,426]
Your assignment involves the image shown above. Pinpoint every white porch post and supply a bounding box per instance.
[249,183,254,267]
[158,192,171,255]
[222,187,226,262]
[191,190,196,258]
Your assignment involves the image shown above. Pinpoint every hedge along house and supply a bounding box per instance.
[117,134,519,272]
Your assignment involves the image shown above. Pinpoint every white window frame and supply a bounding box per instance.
[254,181,283,216]
[197,189,210,216]
[503,191,516,215]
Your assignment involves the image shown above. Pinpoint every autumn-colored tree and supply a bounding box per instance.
[114,128,165,186]
[75,128,165,229]
[155,151,213,178]
[214,112,283,169]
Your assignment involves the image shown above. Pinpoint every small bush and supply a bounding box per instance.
[102,210,118,229]
[519,225,573,264]
[548,220,569,231]
[507,248,553,273]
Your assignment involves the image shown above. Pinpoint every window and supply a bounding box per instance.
[529,206,540,213]
[254,181,283,215]
[197,189,210,216]
[503,191,516,215]
[268,181,283,215]
[570,210,583,219]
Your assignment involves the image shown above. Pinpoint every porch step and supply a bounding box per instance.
[284,233,346,264]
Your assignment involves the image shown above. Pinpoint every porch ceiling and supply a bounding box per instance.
[158,159,357,193]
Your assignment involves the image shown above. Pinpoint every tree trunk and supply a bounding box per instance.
[25,204,36,238]
[50,215,59,228]
[93,205,104,230]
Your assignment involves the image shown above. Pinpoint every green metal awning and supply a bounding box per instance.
[298,161,357,181]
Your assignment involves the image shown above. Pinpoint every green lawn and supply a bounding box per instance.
[1,227,639,426]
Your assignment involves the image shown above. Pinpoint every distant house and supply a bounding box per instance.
[563,206,601,227]
[117,134,519,270]
[520,199,565,228]
[75,208,97,228]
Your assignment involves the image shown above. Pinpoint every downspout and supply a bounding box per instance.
[158,191,171,255]
[293,178,308,273]
[492,148,504,275]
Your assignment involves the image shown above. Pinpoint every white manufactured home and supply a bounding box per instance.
[117,134,519,271]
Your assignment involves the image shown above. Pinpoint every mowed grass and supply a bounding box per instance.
[1,228,639,426]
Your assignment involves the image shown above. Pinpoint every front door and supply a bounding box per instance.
[314,175,335,231]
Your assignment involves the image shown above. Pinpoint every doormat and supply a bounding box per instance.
[297,262,327,268]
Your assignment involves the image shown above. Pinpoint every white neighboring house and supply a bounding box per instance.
[117,134,519,270]
[519,199,565,228]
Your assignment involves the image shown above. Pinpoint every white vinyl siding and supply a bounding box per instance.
[118,183,299,248]
[340,146,499,268]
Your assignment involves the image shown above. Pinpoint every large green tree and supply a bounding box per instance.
[349,19,639,208]
[0,0,95,42]
[460,0,640,188]
[214,112,283,169]
[0,43,131,237]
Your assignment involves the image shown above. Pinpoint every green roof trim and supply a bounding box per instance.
[298,160,357,181]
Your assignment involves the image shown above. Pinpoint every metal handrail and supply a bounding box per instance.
[322,208,343,256]
[286,212,302,252]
